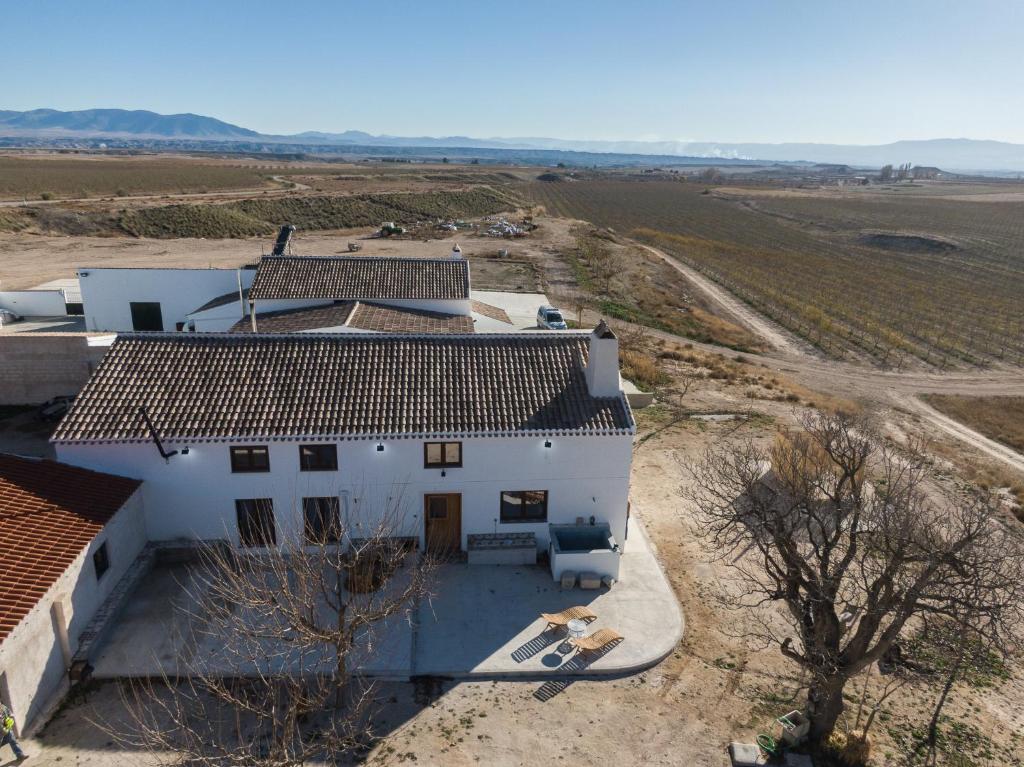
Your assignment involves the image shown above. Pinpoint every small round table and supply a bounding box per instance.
[566,618,587,641]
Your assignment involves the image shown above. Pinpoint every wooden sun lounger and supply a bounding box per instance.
[540,606,597,629]
[570,628,623,654]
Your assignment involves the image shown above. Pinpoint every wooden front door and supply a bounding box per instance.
[425,494,462,553]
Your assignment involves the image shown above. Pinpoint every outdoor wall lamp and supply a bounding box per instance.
[180,447,190,455]
[544,440,552,448]
[376,443,384,452]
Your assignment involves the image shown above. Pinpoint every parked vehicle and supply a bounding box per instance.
[536,306,567,330]
[0,309,22,326]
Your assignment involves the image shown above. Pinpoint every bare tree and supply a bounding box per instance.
[109,492,437,765]
[689,411,1024,748]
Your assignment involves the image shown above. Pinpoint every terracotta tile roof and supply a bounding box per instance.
[229,303,357,333]
[0,455,141,641]
[471,299,513,324]
[347,303,474,334]
[228,302,473,334]
[249,256,470,301]
[53,333,632,443]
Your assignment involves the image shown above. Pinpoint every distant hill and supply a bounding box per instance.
[0,108,259,139]
[2,108,1024,171]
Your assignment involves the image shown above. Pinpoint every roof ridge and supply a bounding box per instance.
[261,254,464,263]
[115,330,594,341]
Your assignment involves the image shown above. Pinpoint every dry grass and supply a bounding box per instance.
[924,395,1024,453]
[619,349,669,391]
[563,226,763,351]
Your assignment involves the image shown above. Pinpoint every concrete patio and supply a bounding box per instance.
[90,519,683,680]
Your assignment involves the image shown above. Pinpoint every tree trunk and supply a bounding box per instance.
[807,676,847,744]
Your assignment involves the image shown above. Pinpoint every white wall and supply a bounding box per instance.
[56,434,633,552]
[0,290,69,317]
[0,490,147,733]
[78,268,255,332]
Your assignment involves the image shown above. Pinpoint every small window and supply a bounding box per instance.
[299,444,337,471]
[230,446,270,473]
[500,490,548,523]
[64,302,84,316]
[93,541,110,580]
[424,441,462,468]
[303,497,341,544]
[129,301,163,331]
[236,499,276,547]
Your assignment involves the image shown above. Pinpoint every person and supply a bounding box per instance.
[0,704,26,761]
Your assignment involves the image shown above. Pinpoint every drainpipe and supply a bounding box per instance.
[250,299,258,332]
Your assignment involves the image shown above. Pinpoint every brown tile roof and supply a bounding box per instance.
[191,289,249,315]
[348,303,474,334]
[228,302,474,334]
[0,455,141,641]
[230,303,357,333]
[53,333,632,443]
[471,299,513,324]
[249,256,470,301]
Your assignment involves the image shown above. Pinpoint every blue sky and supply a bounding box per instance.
[3,0,1022,144]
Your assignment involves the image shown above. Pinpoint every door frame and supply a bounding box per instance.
[424,493,462,553]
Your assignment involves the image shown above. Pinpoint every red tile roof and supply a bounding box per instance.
[228,302,474,334]
[0,455,141,641]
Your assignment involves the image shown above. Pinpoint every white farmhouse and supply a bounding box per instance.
[53,322,635,580]
[78,254,477,334]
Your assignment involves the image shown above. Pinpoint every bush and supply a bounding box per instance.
[40,191,53,201]
[620,350,669,392]
[823,729,871,766]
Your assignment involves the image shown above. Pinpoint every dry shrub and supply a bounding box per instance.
[823,729,872,766]
[620,349,669,392]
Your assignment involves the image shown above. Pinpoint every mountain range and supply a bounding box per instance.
[3,108,1024,172]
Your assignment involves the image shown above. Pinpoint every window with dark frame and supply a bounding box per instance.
[230,445,270,473]
[129,301,163,331]
[424,441,462,468]
[299,444,338,471]
[303,496,342,544]
[236,498,276,547]
[93,541,110,580]
[500,490,548,523]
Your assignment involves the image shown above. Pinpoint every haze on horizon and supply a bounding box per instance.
[4,0,1022,146]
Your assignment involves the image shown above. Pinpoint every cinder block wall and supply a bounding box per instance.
[0,335,106,405]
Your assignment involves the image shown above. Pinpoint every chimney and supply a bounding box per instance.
[585,320,620,397]
[451,243,463,259]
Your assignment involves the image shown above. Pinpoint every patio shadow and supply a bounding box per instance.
[510,628,563,663]
[531,637,625,700]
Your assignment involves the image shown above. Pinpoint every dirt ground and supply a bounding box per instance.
[0,226,542,292]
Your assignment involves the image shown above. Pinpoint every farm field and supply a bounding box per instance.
[0,153,276,199]
[529,179,1024,368]
[923,395,1024,454]
[0,187,517,239]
